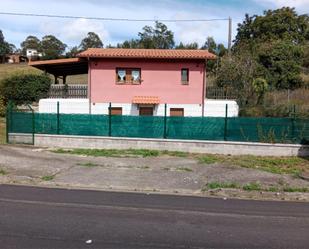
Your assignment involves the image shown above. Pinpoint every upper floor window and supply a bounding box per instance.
[181,68,189,84]
[116,68,141,84]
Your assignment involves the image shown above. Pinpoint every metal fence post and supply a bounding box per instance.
[291,104,296,139]
[108,102,112,136]
[57,101,60,134]
[27,104,35,145]
[163,103,167,138]
[224,104,228,141]
[5,101,11,144]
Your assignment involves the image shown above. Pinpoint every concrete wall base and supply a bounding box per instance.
[8,133,309,157]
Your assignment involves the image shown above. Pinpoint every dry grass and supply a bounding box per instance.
[0,63,87,84]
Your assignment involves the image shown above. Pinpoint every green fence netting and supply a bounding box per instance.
[7,112,309,144]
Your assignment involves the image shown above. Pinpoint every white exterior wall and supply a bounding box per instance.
[39,99,90,114]
[39,99,239,117]
[204,100,239,117]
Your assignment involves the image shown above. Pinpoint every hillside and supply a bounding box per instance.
[0,63,87,84]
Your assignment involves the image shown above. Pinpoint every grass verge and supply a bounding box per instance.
[203,181,308,193]
[41,175,54,181]
[52,148,309,177]
[53,148,190,158]
[0,168,7,175]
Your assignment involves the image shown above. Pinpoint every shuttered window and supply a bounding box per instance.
[170,108,184,117]
[110,107,122,115]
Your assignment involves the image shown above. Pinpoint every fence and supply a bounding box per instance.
[6,104,309,145]
[48,85,235,100]
[206,86,238,99]
[48,84,87,98]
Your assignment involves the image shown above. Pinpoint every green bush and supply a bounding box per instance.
[0,72,51,105]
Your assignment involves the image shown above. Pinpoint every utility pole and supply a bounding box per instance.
[228,17,232,56]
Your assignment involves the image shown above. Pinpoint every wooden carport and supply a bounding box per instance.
[29,58,88,84]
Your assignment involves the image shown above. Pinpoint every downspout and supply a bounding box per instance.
[88,57,91,114]
[202,59,207,117]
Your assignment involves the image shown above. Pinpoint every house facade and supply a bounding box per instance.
[78,48,216,117]
[31,48,238,117]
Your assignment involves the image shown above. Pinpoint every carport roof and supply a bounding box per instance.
[28,58,88,76]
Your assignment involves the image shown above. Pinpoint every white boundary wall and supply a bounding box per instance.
[39,99,239,117]
[8,133,309,157]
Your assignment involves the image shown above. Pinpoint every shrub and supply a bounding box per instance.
[0,72,51,105]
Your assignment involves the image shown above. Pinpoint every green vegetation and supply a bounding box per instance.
[53,148,191,158]
[198,154,308,176]
[0,168,7,175]
[53,148,309,177]
[77,162,99,167]
[205,182,239,189]
[137,166,150,170]
[198,155,220,164]
[203,181,308,193]
[0,64,87,84]
[41,175,54,181]
[282,187,308,193]
[0,72,51,105]
[242,182,262,191]
[0,117,5,144]
[176,167,193,172]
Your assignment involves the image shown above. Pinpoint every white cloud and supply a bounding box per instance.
[255,0,309,11]
[39,18,109,46]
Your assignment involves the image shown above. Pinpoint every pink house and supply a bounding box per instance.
[77,48,216,116]
[31,48,220,116]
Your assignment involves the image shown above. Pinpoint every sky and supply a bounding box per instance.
[0,0,308,50]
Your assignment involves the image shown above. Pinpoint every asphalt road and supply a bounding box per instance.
[0,185,309,249]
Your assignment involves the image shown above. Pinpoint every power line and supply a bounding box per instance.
[0,12,229,22]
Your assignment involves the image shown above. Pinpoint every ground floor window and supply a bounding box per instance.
[139,107,153,116]
[170,108,184,117]
[110,107,123,115]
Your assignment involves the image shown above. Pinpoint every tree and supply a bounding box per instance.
[117,39,141,48]
[257,40,303,89]
[79,32,103,51]
[231,7,308,90]
[41,35,67,60]
[234,7,309,47]
[0,30,11,63]
[201,37,227,75]
[20,35,41,55]
[175,42,199,49]
[138,21,175,49]
[66,46,80,58]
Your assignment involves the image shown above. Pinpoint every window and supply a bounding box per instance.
[139,107,153,116]
[170,108,184,117]
[116,68,141,84]
[181,68,189,84]
[110,107,122,115]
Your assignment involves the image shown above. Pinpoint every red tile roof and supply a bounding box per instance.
[77,48,216,60]
[28,58,83,66]
[132,96,160,104]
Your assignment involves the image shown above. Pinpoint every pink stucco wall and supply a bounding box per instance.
[89,59,205,104]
